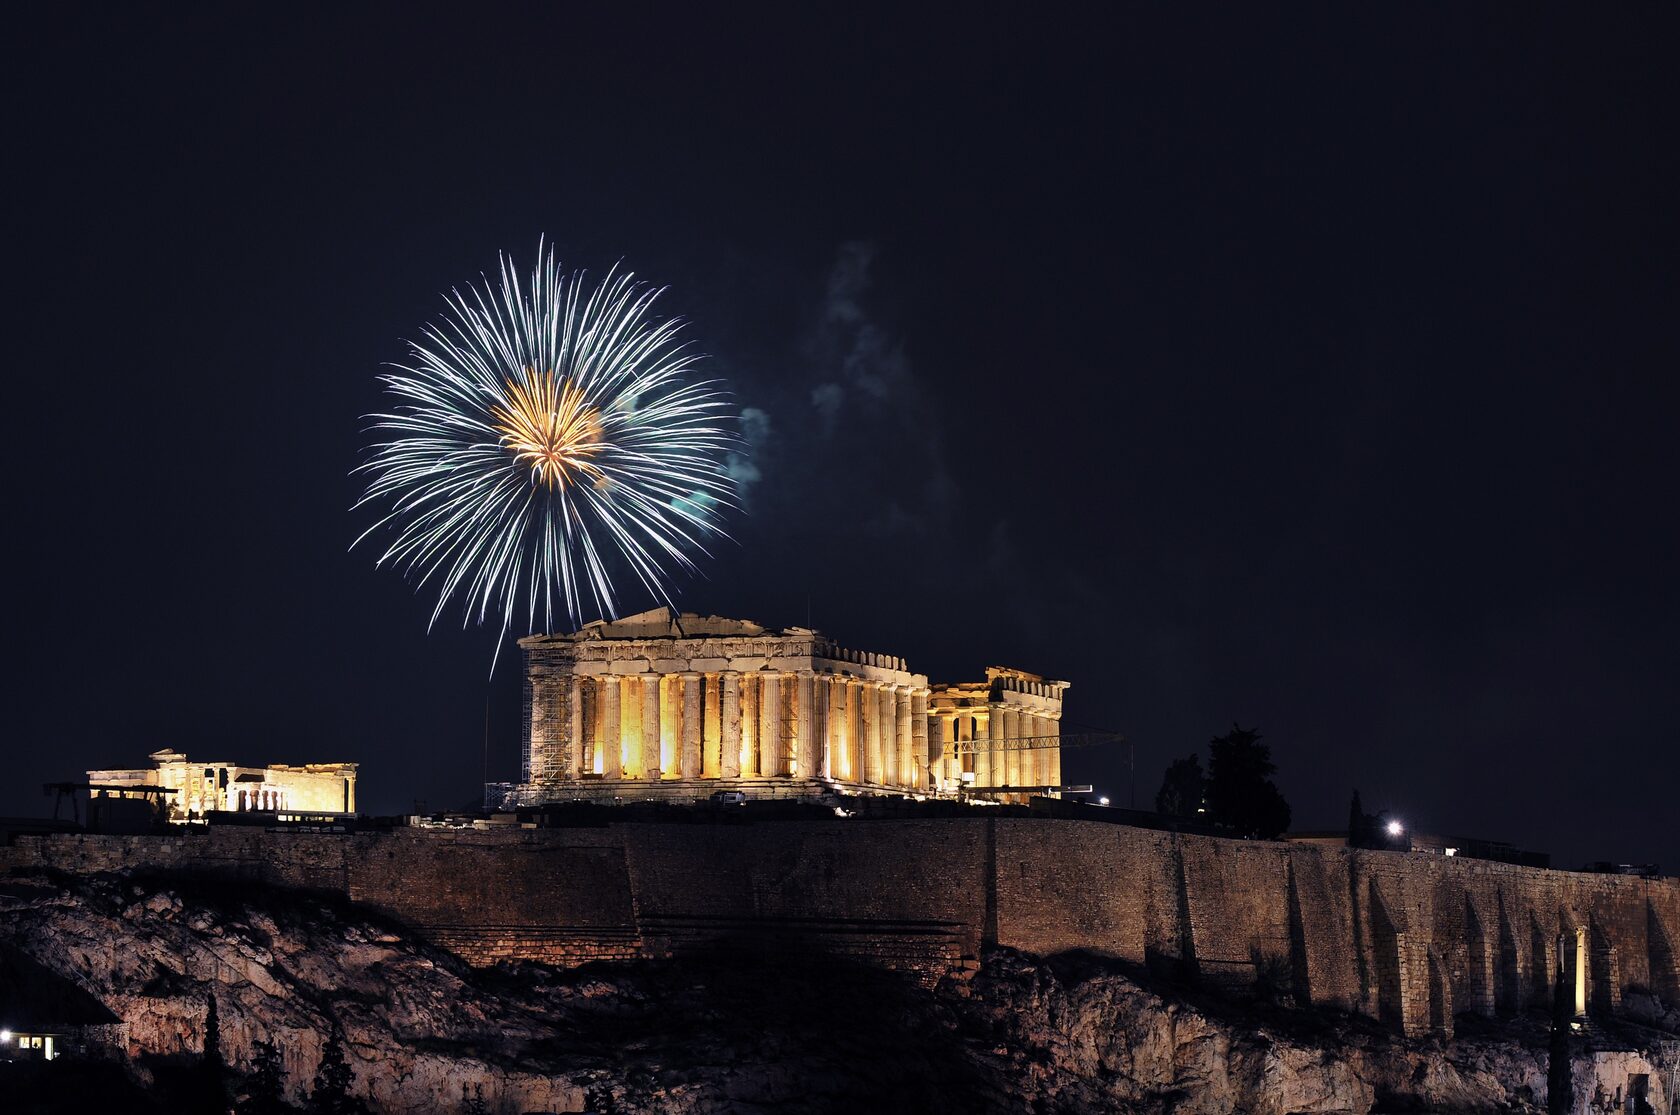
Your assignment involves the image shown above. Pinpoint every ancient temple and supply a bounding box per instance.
[87,749,358,822]
[491,608,1069,808]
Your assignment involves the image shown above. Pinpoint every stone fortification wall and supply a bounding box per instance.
[5,819,1676,1033]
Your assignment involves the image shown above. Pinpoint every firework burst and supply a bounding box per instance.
[354,245,740,645]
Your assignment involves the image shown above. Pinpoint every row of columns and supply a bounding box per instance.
[545,671,934,789]
[930,705,1062,792]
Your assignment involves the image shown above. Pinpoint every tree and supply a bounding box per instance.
[239,1039,289,1115]
[189,993,231,1115]
[308,1031,368,1115]
[1547,945,1573,1115]
[1204,724,1291,839]
[1156,755,1206,818]
[1347,789,1374,848]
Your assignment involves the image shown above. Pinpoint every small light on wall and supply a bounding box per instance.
[1098,796,1110,807]
[0,1029,10,1042]
[1386,820,1404,837]
[1444,848,1458,857]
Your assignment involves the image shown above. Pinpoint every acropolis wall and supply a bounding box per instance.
[7,819,1676,1038]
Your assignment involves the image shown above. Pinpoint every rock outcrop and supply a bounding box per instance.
[0,869,1673,1113]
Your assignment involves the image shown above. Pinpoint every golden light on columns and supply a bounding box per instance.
[491,368,608,490]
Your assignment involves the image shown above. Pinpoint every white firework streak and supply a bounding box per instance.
[353,245,741,649]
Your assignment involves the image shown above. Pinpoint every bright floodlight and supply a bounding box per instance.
[1386,820,1404,837]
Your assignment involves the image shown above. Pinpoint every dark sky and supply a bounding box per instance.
[9,7,1677,871]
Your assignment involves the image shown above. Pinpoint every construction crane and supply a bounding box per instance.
[938,731,1130,801]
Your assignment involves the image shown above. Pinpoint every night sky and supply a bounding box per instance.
[10,7,1677,871]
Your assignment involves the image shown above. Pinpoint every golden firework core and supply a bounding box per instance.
[492,369,607,490]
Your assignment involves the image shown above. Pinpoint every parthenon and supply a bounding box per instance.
[492,608,1069,808]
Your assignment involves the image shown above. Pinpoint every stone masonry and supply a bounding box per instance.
[6,819,1676,1038]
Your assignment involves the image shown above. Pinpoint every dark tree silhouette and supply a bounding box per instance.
[1547,944,1573,1115]
[1204,724,1291,839]
[308,1031,368,1115]
[1347,789,1374,848]
[188,993,230,1115]
[239,1039,289,1115]
[1155,755,1206,818]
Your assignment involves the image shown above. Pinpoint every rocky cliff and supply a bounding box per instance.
[0,868,1673,1114]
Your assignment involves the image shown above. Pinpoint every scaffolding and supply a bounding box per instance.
[42,782,177,826]
[940,731,1127,798]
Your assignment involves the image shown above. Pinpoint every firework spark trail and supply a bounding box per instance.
[354,245,740,654]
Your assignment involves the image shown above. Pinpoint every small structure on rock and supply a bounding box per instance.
[0,944,121,1061]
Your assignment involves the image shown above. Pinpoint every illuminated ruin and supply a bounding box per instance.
[493,608,1068,808]
[87,749,357,822]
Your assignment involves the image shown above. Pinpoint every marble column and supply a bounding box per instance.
[680,673,702,779]
[910,687,929,788]
[641,674,661,780]
[757,673,780,777]
[524,674,545,783]
[602,678,623,779]
[579,678,595,777]
[1047,715,1061,789]
[934,714,953,787]
[895,686,914,787]
[976,707,995,789]
[937,714,953,786]
[1013,713,1035,790]
[1028,714,1048,790]
[776,672,797,777]
[827,678,844,781]
[739,675,756,774]
[795,671,817,779]
[720,671,742,779]
[520,675,537,784]
[882,685,899,786]
[861,682,881,784]
[873,678,900,782]
[702,674,721,778]
[855,680,871,783]
[841,677,857,781]
[1002,708,1021,789]
[815,674,834,779]
[565,677,582,779]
